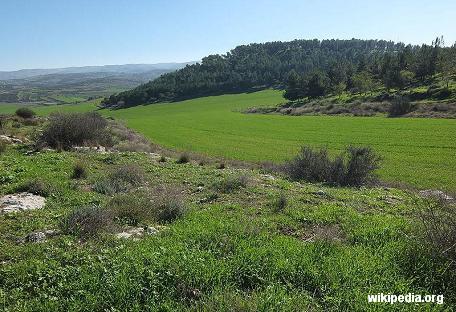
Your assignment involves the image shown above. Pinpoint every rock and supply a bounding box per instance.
[260,174,276,181]
[313,190,328,197]
[23,229,58,243]
[74,146,107,153]
[195,186,204,192]
[0,135,23,144]
[115,226,159,239]
[25,232,47,243]
[419,190,453,200]
[0,193,46,214]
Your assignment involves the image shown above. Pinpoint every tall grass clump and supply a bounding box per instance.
[71,162,87,179]
[152,186,187,222]
[0,140,6,154]
[108,192,154,226]
[214,175,249,193]
[418,197,456,265]
[283,146,380,186]
[61,205,112,239]
[176,152,190,164]
[15,178,52,197]
[93,164,145,195]
[15,107,36,119]
[39,112,109,150]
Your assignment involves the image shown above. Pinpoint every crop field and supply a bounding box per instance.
[1,90,455,191]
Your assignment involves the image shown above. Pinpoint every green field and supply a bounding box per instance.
[1,90,455,191]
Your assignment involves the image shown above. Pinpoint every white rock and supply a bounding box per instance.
[419,190,453,200]
[0,193,46,214]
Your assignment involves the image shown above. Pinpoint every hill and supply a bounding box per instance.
[0,63,193,104]
[0,114,455,310]
[101,38,456,108]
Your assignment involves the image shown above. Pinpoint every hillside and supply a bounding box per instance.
[101,38,456,108]
[0,63,193,105]
[0,114,455,310]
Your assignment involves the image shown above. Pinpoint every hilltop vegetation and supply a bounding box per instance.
[0,113,455,310]
[102,38,456,108]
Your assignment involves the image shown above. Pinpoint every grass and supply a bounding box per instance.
[1,90,455,191]
[1,144,455,310]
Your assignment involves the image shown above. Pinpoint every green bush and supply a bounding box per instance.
[176,153,190,164]
[215,175,249,193]
[71,162,87,179]
[39,112,109,150]
[152,186,187,222]
[272,193,287,212]
[108,192,154,226]
[61,205,112,239]
[16,178,52,197]
[15,107,36,119]
[388,95,413,117]
[0,140,6,154]
[93,164,145,195]
[283,146,380,186]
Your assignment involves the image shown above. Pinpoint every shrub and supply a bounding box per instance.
[109,164,144,186]
[176,153,190,164]
[108,192,153,226]
[15,107,36,119]
[71,162,87,179]
[158,155,167,162]
[16,178,52,197]
[0,141,6,154]
[152,186,187,222]
[215,175,249,193]
[93,164,144,195]
[61,205,111,239]
[283,146,380,186]
[217,163,226,169]
[418,197,456,266]
[282,147,331,183]
[344,146,381,186]
[272,193,287,212]
[388,95,412,117]
[39,112,108,150]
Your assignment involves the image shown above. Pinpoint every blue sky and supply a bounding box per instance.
[1,0,455,71]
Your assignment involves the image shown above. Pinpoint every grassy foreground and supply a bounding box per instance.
[1,90,455,191]
[1,143,454,311]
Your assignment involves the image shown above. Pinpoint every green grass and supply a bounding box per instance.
[1,146,454,311]
[1,90,455,191]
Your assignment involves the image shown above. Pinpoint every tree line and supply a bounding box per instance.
[102,38,456,108]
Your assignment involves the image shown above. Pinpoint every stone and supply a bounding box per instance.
[0,193,46,214]
[419,190,453,200]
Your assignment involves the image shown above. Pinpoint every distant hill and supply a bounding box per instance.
[0,63,193,81]
[0,62,194,104]
[102,38,455,109]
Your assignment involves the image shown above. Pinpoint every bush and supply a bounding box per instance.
[15,107,36,119]
[16,178,52,197]
[39,112,108,150]
[283,146,380,186]
[93,164,144,195]
[61,205,112,239]
[108,192,153,226]
[71,162,87,179]
[418,197,456,266]
[109,164,144,186]
[388,95,412,117]
[152,186,187,222]
[158,155,167,163]
[176,153,190,164]
[272,193,287,212]
[0,141,6,154]
[215,175,249,193]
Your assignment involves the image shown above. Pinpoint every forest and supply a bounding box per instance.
[101,38,456,108]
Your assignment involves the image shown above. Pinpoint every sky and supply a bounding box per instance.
[1,0,455,71]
